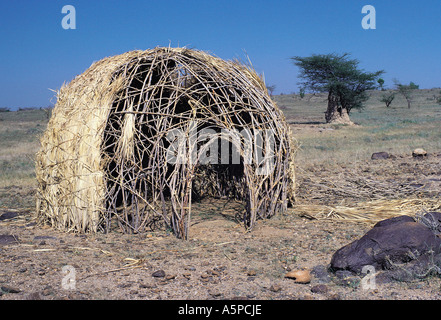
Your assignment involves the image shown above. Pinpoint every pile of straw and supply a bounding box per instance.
[293,198,441,223]
[35,47,296,239]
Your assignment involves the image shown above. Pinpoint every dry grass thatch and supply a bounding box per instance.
[293,198,441,224]
[35,47,296,239]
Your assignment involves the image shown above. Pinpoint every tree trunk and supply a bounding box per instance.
[325,94,354,125]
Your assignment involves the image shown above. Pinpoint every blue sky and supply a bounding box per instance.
[1,0,440,109]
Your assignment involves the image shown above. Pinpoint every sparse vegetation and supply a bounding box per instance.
[380,91,395,108]
[394,79,419,108]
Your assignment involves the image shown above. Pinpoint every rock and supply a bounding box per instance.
[0,211,19,221]
[412,148,427,158]
[151,270,166,278]
[330,215,441,274]
[0,234,19,245]
[311,284,328,294]
[300,293,314,300]
[371,152,390,160]
[311,265,331,283]
[327,293,341,300]
[285,269,311,284]
[334,270,360,287]
[26,292,42,300]
[417,211,441,235]
[165,274,176,280]
[247,270,257,277]
[34,235,58,241]
[1,286,21,294]
[208,289,222,297]
[269,284,282,292]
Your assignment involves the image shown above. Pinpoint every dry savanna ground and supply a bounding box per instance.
[1,89,441,301]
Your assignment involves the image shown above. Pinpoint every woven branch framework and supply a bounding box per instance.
[36,47,296,239]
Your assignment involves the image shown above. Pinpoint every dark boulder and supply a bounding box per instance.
[371,152,390,160]
[330,215,441,274]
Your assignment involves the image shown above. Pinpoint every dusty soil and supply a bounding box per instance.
[1,154,441,301]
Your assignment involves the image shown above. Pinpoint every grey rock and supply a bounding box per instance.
[330,215,441,274]
[311,265,331,283]
[0,211,19,221]
[0,234,19,246]
[311,284,328,294]
[371,152,390,160]
[1,286,21,294]
[152,270,166,278]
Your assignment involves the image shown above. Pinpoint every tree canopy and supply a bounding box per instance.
[291,53,384,122]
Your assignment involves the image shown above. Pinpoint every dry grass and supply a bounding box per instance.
[293,198,441,223]
[274,89,441,223]
[275,89,441,164]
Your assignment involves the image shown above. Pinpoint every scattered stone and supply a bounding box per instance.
[269,284,282,292]
[208,289,222,297]
[247,270,257,277]
[182,273,191,280]
[67,293,84,300]
[42,286,53,296]
[1,286,21,294]
[26,292,42,300]
[185,266,196,271]
[327,293,341,300]
[231,296,248,300]
[412,148,427,158]
[285,269,311,284]
[330,215,441,274]
[311,265,331,283]
[0,211,19,221]
[300,293,314,300]
[0,234,19,246]
[34,235,58,241]
[208,269,220,276]
[152,270,166,278]
[371,152,390,160]
[139,283,154,289]
[311,284,328,294]
[165,274,176,280]
[334,270,360,287]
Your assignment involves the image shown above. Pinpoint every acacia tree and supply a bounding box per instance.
[266,84,276,97]
[380,92,395,108]
[377,78,385,91]
[291,53,384,124]
[394,80,419,108]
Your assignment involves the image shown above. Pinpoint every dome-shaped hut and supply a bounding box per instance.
[35,47,296,239]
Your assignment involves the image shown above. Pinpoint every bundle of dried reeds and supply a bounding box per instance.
[35,47,296,239]
[293,198,441,223]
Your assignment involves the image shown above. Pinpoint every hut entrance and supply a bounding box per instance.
[35,47,294,239]
[101,57,253,238]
